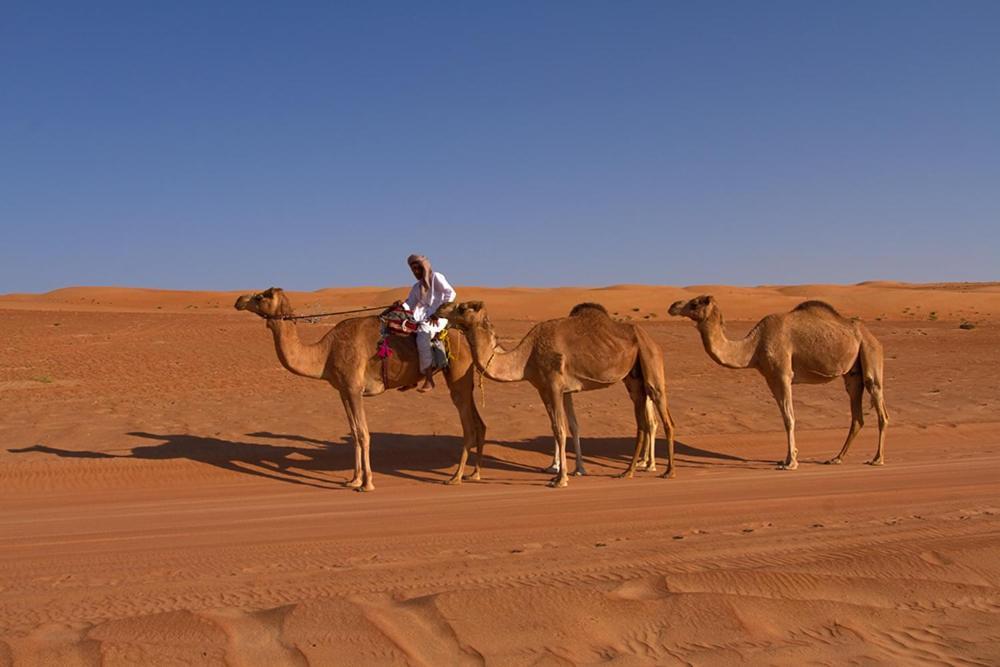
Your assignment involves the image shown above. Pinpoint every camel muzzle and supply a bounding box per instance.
[668,301,686,316]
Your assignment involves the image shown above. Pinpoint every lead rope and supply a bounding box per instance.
[477,367,486,410]
[279,304,393,322]
[478,350,496,411]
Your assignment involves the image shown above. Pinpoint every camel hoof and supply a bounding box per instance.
[641,464,657,472]
[660,469,675,479]
[548,477,568,488]
[825,458,843,465]
[617,471,634,480]
[464,472,481,482]
[866,458,884,466]
[777,461,799,471]
[543,464,560,474]
[355,485,374,493]
[573,468,586,477]
[345,479,363,489]
[444,477,462,486]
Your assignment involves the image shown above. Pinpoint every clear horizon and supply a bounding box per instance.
[2,2,999,293]
[8,279,1000,298]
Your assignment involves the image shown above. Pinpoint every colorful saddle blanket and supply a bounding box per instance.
[379,305,420,336]
[376,306,451,369]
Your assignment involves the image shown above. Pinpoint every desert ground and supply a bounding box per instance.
[1,282,999,665]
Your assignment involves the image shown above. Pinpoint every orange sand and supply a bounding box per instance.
[1,283,998,664]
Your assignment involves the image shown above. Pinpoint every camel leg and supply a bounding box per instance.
[445,382,479,485]
[472,408,486,479]
[633,336,675,478]
[767,374,798,470]
[542,390,570,488]
[827,371,864,464]
[340,391,365,489]
[342,390,374,491]
[544,414,560,473]
[446,429,470,485]
[564,394,586,476]
[868,381,889,466]
[443,350,488,482]
[858,332,888,466]
[646,384,676,479]
[619,377,650,479]
[463,405,487,481]
[641,397,658,472]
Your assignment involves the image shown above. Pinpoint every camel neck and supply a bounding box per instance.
[697,310,758,370]
[466,319,530,382]
[267,319,329,379]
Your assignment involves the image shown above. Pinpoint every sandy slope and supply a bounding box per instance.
[1,283,998,665]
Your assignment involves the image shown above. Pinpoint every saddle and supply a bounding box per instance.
[379,305,420,336]
[376,306,451,370]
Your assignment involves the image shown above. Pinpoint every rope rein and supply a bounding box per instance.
[478,349,497,411]
[272,304,394,321]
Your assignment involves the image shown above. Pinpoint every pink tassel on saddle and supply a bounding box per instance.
[377,337,392,358]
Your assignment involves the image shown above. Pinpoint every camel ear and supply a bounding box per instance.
[465,301,484,312]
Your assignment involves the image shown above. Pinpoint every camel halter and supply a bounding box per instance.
[265,304,393,322]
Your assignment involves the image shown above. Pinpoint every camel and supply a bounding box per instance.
[442,301,675,487]
[235,288,486,491]
[668,296,888,469]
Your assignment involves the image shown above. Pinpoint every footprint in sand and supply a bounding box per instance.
[608,576,670,601]
[918,551,954,566]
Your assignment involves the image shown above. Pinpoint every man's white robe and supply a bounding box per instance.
[402,271,456,371]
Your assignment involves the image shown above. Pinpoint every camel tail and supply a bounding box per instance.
[633,329,675,432]
[858,329,888,418]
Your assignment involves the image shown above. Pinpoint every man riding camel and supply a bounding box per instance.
[398,254,456,392]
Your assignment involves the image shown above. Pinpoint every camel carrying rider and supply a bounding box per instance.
[397,254,456,392]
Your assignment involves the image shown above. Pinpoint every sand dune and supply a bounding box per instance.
[4,281,999,323]
[1,283,998,664]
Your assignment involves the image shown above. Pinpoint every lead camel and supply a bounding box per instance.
[235,288,486,492]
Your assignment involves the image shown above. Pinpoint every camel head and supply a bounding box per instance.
[668,295,718,322]
[234,287,294,320]
[443,300,490,331]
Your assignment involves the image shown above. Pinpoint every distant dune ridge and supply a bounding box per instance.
[2,281,998,322]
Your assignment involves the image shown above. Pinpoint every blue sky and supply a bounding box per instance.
[2,2,998,292]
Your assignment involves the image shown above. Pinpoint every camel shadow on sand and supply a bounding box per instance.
[10,431,766,490]
[498,435,774,473]
[11,431,538,489]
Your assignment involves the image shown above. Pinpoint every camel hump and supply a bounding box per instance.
[569,302,609,317]
[793,300,844,317]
